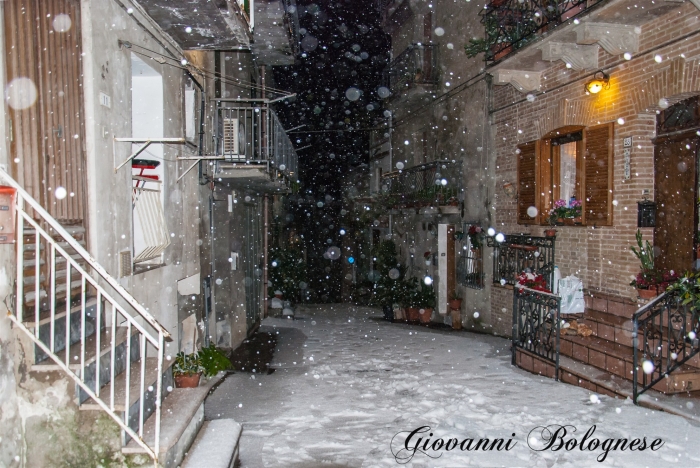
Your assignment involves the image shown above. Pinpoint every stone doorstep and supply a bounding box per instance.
[564,311,700,371]
[181,419,242,468]
[122,372,226,467]
[515,349,700,423]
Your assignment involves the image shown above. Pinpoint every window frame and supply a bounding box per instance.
[516,123,613,227]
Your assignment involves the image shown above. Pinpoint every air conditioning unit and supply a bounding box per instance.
[223,118,245,160]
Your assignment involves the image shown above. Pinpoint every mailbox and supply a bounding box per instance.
[637,200,656,228]
[0,186,16,243]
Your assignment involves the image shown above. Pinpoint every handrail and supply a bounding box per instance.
[513,286,562,380]
[632,291,700,402]
[0,168,171,340]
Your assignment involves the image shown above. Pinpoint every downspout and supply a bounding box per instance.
[388,112,393,235]
[261,64,269,320]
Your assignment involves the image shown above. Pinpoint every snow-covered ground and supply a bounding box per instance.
[205,304,700,467]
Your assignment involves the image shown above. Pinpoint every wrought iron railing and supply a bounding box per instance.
[479,0,606,63]
[513,286,562,380]
[487,234,556,290]
[382,43,439,96]
[633,292,700,402]
[457,248,484,290]
[214,103,298,183]
[379,160,461,208]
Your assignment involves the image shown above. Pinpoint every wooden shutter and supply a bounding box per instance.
[517,141,539,224]
[583,123,614,226]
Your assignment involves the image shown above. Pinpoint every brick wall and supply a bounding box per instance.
[490,2,700,322]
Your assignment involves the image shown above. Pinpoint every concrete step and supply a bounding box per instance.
[25,297,99,363]
[122,372,226,468]
[32,325,140,404]
[81,357,174,438]
[181,419,241,468]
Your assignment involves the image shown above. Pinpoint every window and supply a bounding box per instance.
[131,54,169,269]
[517,123,614,226]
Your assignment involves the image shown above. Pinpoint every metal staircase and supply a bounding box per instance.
[1,169,172,465]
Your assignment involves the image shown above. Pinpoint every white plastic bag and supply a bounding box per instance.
[559,275,585,314]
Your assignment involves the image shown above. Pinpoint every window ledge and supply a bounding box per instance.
[133,262,167,276]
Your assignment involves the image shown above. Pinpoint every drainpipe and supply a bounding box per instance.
[261,65,269,320]
[263,194,269,319]
[388,112,393,236]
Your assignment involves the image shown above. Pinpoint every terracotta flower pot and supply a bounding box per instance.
[449,299,462,310]
[544,229,557,237]
[174,373,201,388]
[419,308,432,324]
[406,307,420,322]
[637,288,658,300]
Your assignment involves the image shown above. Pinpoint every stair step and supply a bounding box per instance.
[181,419,241,468]
[23,253,86,269]
[559,334,700,392]
[25,280,83,303]
[585,293,638,318]
[25,298,99,364]
[80,357,174,412]
[122,373,226,468]
[516,349,700,422]
[32,325,137,372]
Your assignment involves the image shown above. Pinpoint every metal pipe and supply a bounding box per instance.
[263,194,269,319]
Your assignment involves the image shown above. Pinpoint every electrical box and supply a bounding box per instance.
[0,186,16,243]
[637,200,656,228]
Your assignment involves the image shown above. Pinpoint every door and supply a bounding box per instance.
[654,134,698,273]
[4,0,87,224]
[244,202,262,333]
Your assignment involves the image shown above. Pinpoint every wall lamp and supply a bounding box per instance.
[585,71,610,94]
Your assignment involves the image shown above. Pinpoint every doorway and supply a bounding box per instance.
[653,96,700,273]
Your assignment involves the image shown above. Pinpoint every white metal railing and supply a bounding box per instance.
[133,188,170,263]
[0,169,170,464]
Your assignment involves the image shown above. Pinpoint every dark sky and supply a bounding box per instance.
[273,0,390,195]
[272,0,390,302]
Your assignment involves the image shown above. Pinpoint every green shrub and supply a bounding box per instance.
[198,344,232,377]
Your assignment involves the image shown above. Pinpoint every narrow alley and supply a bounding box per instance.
[206,304,698,467]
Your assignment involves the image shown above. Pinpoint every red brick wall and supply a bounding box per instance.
[490,2,700,321]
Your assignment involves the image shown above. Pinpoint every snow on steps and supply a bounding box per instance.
[122,372,227,468]
[516,348,700,423]
[181,419,242,468]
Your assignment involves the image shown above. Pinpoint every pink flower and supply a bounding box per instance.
[553,199,567,208]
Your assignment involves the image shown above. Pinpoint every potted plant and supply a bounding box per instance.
[467,225,483,250]
[417,283,436,324]
[549,199,582,225]
[544,216,557,237]
[516,271,551,293]
[198,344,233,377]
[173,352,204,388]
[667,271,700,311]
[628,230,679,298]
[448,290,463,310]
[402,277,421,322]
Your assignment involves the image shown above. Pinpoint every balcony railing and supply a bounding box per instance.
[382,43,438,97]
[486,234,556,290]
[479,0,606,63]
[633,292,700,401]
[379,160,461,208]
[214,102,298,184]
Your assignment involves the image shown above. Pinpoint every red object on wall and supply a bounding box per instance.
[0,186,17,244]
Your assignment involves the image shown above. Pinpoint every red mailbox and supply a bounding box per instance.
[0,186,17,244]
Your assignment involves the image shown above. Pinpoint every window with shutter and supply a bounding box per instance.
[517,141,539,224]
[583,123,614,226]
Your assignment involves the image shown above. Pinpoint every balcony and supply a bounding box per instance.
[474,0,606,63]
[382,43,439,99]
[213,102,298,193]
[378,160,462,212]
